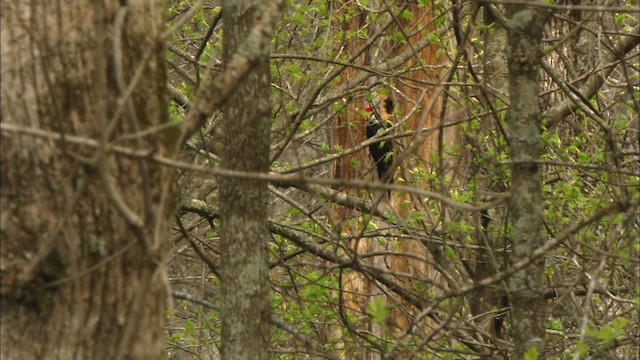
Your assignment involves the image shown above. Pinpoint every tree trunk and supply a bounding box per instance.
[504,4,550,357]
[330,2,444,358]
[1,1,172,359]
[218,1,280,359]
[469,2,511,341]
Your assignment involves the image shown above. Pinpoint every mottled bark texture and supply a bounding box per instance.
[1,1,172,359]
[218,1,282,359]
[504,4,550,358]
[468,3,511,340]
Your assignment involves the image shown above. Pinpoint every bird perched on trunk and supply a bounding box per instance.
[362,106,395,183]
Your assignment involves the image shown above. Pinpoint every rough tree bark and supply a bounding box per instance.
[469,1,510,341]
[330,2,444,359]
[504,3,550,357]
[218,1,282,359]
[1,1,172,359]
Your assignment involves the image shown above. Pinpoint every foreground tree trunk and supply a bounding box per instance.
[1,1,172,359]
[218,1,282,359]
[504,3,550,357]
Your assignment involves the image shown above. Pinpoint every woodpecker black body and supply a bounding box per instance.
[363,107,394,183]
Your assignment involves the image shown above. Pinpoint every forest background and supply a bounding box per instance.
[1,0,638,359]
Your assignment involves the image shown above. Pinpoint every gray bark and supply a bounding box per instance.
[218,1,283,359]
[504,4,550,357]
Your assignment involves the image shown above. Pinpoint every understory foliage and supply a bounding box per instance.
[166,0,638,359]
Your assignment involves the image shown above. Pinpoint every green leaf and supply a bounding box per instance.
[184,319,196,334]
[367,298,389,326]
[524,346,539,360]
[400,9,413,20]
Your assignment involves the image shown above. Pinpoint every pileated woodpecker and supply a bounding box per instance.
[363,106,394,183]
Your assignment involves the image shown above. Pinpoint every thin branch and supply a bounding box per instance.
[175,216,221,279]
[176,0,285,150]
[544,24,640,129]
[112,5,153,226]
[499,159,639,177]
[444,199,632,299]
[172,290,322,360]
[268,4,410,164]
[478,0,640,13]
[168,84,192,110]
[195,9,223,63]
[1,122,505,212]
[94,6,143,231]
